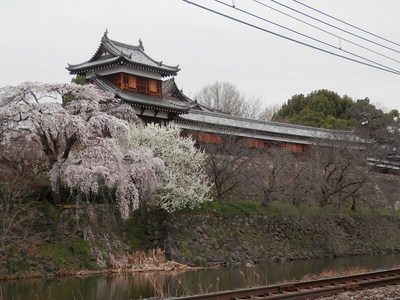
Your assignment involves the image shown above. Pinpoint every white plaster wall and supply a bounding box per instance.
[130,105,169,119]
[142,108,168,119]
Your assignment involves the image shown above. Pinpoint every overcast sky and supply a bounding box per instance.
[1,0,399,111]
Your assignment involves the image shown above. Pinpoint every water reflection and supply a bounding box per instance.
[2,254,400,300]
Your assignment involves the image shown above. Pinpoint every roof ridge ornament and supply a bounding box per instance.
[138,38,145,51]
[102,29,109,43]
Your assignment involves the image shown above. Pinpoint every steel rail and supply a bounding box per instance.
[170,268,400,300]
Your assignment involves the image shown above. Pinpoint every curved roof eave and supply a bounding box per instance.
[67,33,180,76]
[67,56,179,77]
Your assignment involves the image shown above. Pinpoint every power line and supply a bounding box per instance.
[268,0,400,54]
[212,0,400,73]
[182,0,400,75]
[292,0,400,48]
[250,0,400,65]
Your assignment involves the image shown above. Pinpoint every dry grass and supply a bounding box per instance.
[239,264,268,288]
[53,248,195,279]
[128,248,165,266]
[127,248,191,271]
[300,266,370,281]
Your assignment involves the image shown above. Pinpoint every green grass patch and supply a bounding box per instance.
[2,248,32,275]
[193,201,400,218]
[196,201,307,216]
[39,239,99,271]
[6,257,30,274]
[197,201,268,215]
[347,207,400,216]
[177,242,192,257]
[194,258,207,267]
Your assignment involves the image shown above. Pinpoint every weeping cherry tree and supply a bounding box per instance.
[0,82,164,219]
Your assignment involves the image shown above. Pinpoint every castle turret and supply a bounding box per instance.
[67,32,196,122]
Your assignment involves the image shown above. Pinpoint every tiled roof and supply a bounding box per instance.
[67,32,180,77]
[93,75,195,113]
[173,110,363,144]
[162,78,209,111]
[162,78,193,102]
[67,56,121,71]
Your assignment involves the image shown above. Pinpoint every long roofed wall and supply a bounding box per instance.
[173,110,364,152]
[67,32,364,150]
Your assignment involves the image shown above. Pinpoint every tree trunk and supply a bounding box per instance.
[351,196,356,211]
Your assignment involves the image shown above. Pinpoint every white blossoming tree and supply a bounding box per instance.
[128,123,211,212]
[0,82,164,219]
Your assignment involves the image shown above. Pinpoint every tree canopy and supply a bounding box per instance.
[273,90,354,129]
[273,89,399,133]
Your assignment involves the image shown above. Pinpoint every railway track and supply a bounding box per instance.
[171,268,400,300]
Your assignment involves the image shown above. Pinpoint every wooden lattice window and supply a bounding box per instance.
[107,73,162,98]
[149,79,162,98]
[137,77,149,95]
[149,80,157,92]
[122,74,129,90]
[128,76,137,90]
[115,74,122,88]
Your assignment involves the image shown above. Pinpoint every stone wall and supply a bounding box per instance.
[6,203,400,276]
[163,213,400,266]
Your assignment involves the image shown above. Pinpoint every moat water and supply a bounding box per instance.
[2,254,400,300]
